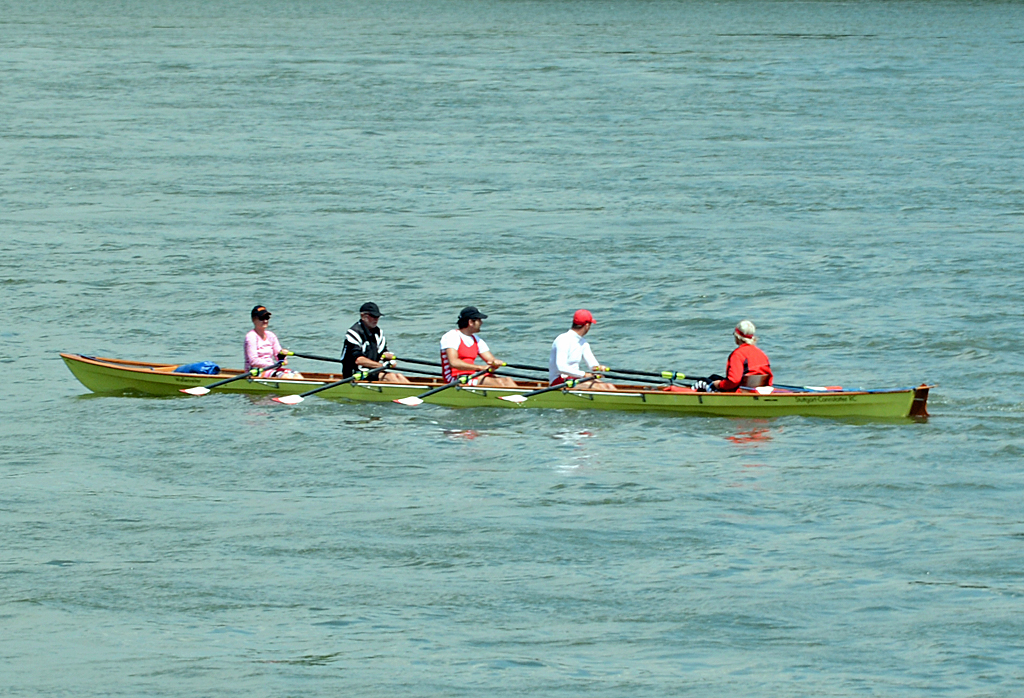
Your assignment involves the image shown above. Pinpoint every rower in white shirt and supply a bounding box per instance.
[548,309,617,390]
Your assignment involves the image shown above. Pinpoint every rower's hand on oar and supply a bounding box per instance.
[499,375,597,404]
[272,364,388,405]
[692,379,714,392]
[487,360,506,372]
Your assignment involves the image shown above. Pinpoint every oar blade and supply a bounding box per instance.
[272,394,304,405]
[499,394,528,404]
[180,386,211,396]
[393,396,424,406]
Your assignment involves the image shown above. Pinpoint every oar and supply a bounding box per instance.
[282,351,342,364]
[271,365,390,405]
[393,366,495,406]
[499,376,598,404]
[398,357,542,381]
[285,350,412,375]
[288,351,421,374]
[605,367,687,381]
[501,361,549,373]
[395,356,441,368]
[757,383,843,393]
[390,366,442,378]
[500,361,691,383]
[180,360,284,396]
[397,364,539,382]
[599,371,688,384]
[463,361,688,381]
[402,356,690,382]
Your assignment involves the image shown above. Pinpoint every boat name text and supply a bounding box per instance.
[793,395,856,404]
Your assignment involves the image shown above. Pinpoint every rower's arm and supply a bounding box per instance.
[479,349,503,368]
[716,351,745,391]
[554,350,585,378]
[445,347,481,372]
[582,344,600,374]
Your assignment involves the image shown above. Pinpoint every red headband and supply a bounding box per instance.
[735,327,754,339]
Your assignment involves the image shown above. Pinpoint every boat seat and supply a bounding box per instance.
[741,373,771,388]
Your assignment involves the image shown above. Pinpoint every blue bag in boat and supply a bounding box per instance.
[174,361,221,375]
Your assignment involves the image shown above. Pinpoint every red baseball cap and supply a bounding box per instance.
[572,309,596,325]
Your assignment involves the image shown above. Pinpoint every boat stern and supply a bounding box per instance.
[909,384,932,418]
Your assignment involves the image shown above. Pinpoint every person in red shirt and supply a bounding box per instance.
[693,320,773,392]
[439,306,517,388]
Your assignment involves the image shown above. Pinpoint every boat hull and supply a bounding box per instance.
[61,354,930,419]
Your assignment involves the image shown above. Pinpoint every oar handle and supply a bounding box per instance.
[288,353,690,382]
[502,361,549,373]
[606,367,687,380]
[598,371,704,385]
[414,366,492,399]
[299,364,390,397]
[247,359,286,378]
[397,363,540,382]
[395,356,441,368]
[392,366,442,377]
[198,360,284,391]
[520,376,598,398]
[284,351,342,364]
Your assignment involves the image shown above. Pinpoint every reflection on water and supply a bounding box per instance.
[551,429,595,443]
[725,420,777,447]
[443,428,481,440]
[243,395,285,408]
[726,421,776,483]
[551,429,596,472]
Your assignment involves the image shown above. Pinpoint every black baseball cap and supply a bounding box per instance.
[251,305,271,320]
[458,306,488,321]
[359,302,382,317]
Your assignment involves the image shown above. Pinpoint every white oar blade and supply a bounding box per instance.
[272,394,304,405]
[499,394,528,404]
[393,396,424,406]
[180,386,211,396]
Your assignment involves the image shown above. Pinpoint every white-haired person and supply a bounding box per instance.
[693,320,772,392]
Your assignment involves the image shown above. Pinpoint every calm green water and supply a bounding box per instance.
[3,1,1024,695]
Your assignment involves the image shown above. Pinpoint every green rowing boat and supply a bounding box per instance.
[61,353,931,419]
